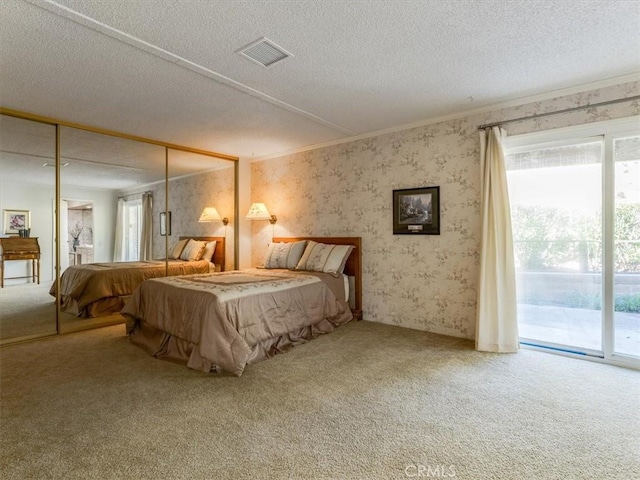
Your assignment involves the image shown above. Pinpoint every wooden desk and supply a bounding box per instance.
[0,237,41,288]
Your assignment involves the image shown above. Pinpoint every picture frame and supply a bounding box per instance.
[160,211,171,236]
[393,186,440,235]
[3,209,31,235]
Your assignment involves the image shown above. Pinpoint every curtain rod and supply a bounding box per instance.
[118,190,152,200]
[477,95,640,130]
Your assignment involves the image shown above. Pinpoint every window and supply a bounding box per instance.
[506,117,639,366]
[123,199,141,261]
[613,135,640,356]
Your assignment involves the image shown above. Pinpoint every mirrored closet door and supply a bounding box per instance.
[167,149,236,271]
[0,108,239,345]
[58,126,167,333]
[0,114,57,344]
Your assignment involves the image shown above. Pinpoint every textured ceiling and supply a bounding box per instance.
[0,114,232,190]
[0,0,639,160]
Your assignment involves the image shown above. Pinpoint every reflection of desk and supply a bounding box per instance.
[0,237,41,288]
[76,246,93,263]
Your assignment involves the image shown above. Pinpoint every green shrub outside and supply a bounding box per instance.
[511,203,640,273]
[521,291,640,313]
[512,203,640,312]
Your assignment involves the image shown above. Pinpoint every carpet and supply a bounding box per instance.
[1,321,638,479]
[0,283,124,343]
[0,283,56,341]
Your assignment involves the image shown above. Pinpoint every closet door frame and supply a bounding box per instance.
[0,107,239,345]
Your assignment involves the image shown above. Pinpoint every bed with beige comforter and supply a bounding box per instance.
[122,268,353,376]
[51,260,212,318]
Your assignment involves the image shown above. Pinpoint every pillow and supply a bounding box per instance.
[295,241,354,274]
[179,239,206,261]
[169,239,189,260]
[201,240,217,262]
[264,240,307,269]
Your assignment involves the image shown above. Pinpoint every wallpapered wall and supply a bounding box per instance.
[251,81,640,339]
[123,165,235,269]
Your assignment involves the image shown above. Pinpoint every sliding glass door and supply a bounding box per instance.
[612,135,640,357]
[507,140,604,353]
[506,118,639,365]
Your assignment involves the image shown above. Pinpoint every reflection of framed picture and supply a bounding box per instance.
[3,209,31,235]
[160,211,171,236]
[393,186,440,235]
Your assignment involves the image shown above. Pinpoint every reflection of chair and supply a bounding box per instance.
[0,237,41,288]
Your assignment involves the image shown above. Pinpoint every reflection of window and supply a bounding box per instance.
[124,200,141,261]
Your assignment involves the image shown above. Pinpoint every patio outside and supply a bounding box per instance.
[507,136,640,360]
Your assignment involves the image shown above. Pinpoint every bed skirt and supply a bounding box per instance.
[127,316,346,374]
[60,295,130,318]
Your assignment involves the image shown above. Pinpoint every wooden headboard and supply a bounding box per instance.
[179,236,226,271]
[273,236,362,319]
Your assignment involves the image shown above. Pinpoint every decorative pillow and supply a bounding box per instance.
[295,241,354,274]
[201,240,217,262]
[180,239,206,261]
[169,239,189,260]
[264,240,307,269]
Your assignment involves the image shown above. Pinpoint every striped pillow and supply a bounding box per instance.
[179,239,206,261]
[169,239,189,260]
[295,241,354,275]
[264,241,307,269]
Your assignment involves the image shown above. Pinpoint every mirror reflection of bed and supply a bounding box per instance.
[0,111,238,345]
[56,236,226,334]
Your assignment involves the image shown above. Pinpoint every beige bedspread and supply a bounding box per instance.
[51,260,212,317]
[122,268,353,375]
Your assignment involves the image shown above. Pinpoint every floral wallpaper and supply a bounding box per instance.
[251,81,640,339]
[123,164,235,269]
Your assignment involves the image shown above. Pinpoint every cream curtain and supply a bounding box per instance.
[113,198,125,262]
[139,192,153,261]
[476,127,519,353]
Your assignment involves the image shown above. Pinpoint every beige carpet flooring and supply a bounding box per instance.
[1,283,124,343]
[1,321,638,479]
[0,284,57,341]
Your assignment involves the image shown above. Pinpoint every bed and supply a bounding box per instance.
[122,236,362,376]
[51,236,225,318]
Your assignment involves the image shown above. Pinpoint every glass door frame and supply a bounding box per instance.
[506,115,640,369]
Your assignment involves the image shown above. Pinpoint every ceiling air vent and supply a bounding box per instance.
[238,37,292,68]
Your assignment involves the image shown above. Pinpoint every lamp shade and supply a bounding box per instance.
[245,203,271,220]
[198,207,222,222]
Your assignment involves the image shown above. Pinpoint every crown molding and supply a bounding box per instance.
[251,72,640,163]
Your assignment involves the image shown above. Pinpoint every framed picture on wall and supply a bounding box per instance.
[160,211,171,236]
[3,209,31,235]
[393,186,440,235]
